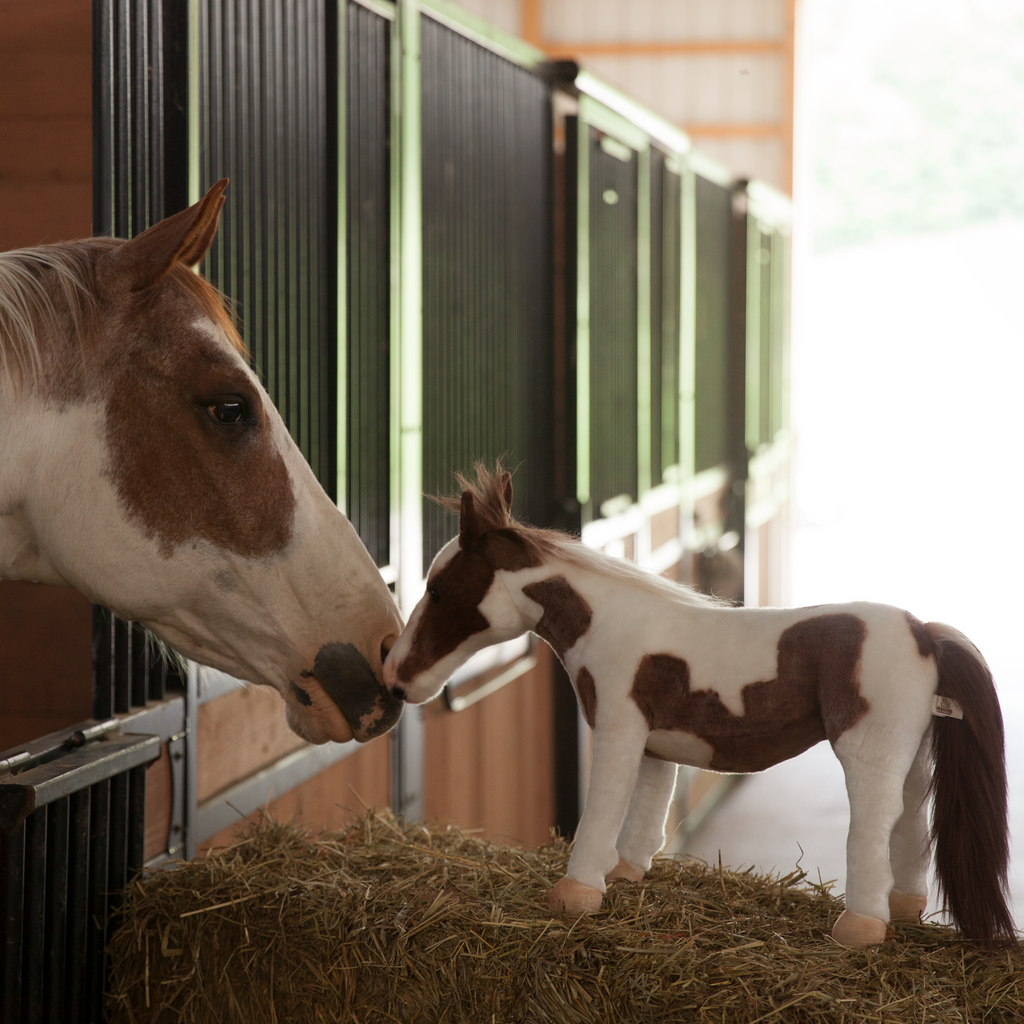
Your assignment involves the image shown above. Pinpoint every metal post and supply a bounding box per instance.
[392,0,425,823]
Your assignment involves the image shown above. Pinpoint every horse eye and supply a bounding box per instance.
[207,399,247,425]
[428,585,440,603]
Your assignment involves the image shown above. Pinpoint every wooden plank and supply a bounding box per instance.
[0,582,92,751]
[144,743,172,861]
[0,182,93,249]
[0,120,92,183]
[197,738,391,852]
[545,39,786,59]
[196,686,306,803]
[422,644,556,848]
[0,52,91,120]
[650,505,680,551]
[0,0,92,52]
[683,123,784,138]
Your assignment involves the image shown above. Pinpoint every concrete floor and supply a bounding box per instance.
[683,221,1024,930]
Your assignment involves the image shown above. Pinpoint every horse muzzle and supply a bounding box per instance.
[297,641,405,742]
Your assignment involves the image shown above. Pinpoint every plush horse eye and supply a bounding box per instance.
[428,585,440,603]
[207,399,247,425]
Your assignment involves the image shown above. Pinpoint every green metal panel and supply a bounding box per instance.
[679,163,696,485]
[396,0,423,611]
[693,173,732,475]
[636,146,652,497]
[575,115,591,510]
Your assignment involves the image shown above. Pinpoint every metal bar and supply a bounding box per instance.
[419,0,545,69]
[113,616,132,715]
[444,654,538,713]
[85,780,110,1024]
[42,799,69,1024]
[91,606,114,721]
[335,0,348,515]
[574,115,590,516]
[392,0,425,823]
[636,145,652,498]
[131,622,148,708]
[0,822,25,1024]
[127,765,147,875]
[63,790,90,1024]
[0,735,161,833]
[195,739,360,844]
[107,772,130,922]
[92,0,114,234]
[22,811,47,1023]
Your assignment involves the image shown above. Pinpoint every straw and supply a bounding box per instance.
[106,811,1023,1023]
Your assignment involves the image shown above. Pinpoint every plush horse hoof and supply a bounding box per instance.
[888,889,927,923]
[606,858,644,883]
[832,910,887,950]
[547,876,603,917]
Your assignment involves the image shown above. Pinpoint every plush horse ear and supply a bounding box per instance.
[98,178,229,295]
[459,490,483,548]
[499,472,513,517]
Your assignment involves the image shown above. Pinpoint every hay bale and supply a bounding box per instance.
[107,812,1022,1023]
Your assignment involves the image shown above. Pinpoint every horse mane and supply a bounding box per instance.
[0,237,244,396]
[436,462,723,608]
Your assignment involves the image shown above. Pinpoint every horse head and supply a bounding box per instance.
[384,465,545,704]
[0,181,403,744]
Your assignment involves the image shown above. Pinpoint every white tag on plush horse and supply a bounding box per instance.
[384,464,1015,950]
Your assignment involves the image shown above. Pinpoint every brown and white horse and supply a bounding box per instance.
[0,181,403,745]
[384,465,1015,949]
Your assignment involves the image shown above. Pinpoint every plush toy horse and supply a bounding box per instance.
[384,465,1014,949]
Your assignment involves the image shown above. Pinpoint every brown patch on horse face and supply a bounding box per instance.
[575,667,597,727]
[397,529,543,683]
[101,270,295,558]
[905,611,937,659]
[630,613,870,773]
[521,575,593,659]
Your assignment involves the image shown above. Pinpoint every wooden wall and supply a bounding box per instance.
[422,645,556,849]
[0,0,94,753]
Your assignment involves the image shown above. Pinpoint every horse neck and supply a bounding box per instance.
[508,543,624,669]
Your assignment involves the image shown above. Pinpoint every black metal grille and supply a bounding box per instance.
[693,174,732,474]
[0,730,159,1024]
[196,0,338,492]
[91,0,190,719]
[650,150,682,483]
[92,0,189,240]
[345,1,391,567]
[589,131,638,514]
[421,16,553,572]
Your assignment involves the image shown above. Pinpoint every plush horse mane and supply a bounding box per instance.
[436,463,722,608]
[0,238,244,395]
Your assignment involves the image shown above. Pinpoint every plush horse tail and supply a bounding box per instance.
[927,622,1015,945]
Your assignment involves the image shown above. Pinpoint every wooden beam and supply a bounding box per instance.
[543,38,785,59]
[682,123,784,138]
[521,0,542,47]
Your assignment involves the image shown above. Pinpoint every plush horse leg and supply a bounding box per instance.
[608,755,679,883]
[548,719,648,917]
[831,733,916,950]
[888,731,932,923]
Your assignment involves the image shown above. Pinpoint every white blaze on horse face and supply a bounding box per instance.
[2,290,401,746]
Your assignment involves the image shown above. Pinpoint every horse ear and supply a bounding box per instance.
[500,472,514,517]
[98,179,229,294]
[459,490,482,548]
